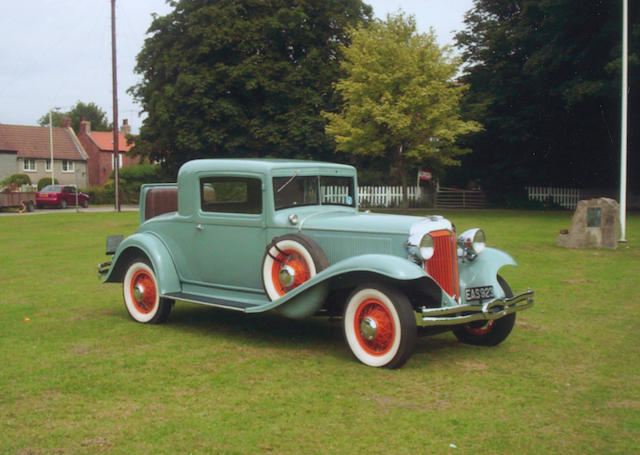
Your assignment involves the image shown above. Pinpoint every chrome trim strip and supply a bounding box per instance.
[160,293,250,312]
[417,289,534,327]
[297,209,354,232]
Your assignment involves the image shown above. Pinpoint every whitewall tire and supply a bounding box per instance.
[122,259,173,324]
[262,234,328,301]
[343,284,416,369]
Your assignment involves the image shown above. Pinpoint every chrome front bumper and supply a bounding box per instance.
[417,289,534,327]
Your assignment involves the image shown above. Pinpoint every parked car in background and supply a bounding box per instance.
[36,185,89,209]
[99,159,534,368]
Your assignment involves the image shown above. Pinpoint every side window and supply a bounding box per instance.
[200,177,262,214]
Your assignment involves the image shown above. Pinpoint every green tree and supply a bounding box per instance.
[38,101,111,133]
[453,0,640,203]
[130,0,371,176]
[324,13,480,208]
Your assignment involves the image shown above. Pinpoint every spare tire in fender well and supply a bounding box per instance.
[261,233,329,301]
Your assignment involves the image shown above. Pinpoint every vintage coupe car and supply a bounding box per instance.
[36,185,89,209]
[99,159,534,368]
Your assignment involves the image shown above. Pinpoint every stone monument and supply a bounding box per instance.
[557,198,619,249]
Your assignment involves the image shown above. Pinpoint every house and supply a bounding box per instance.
[78,119,140,186]
[0,120,89,187]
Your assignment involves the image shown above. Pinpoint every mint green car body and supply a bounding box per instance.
[102,159,533,367]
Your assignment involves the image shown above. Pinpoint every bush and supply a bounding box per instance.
[82,186,114,205]
[37,177,59,190]
[2,174,31,187]
[88,164,168,205]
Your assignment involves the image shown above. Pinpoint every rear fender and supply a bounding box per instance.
[103,233,181,296]
[247,254,436,318]
[458,247,517,304]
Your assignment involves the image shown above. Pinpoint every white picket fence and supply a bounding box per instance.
[526,186,581,209]
[358,186,422,208]
[321,185,351,205]
[322,185,423,207]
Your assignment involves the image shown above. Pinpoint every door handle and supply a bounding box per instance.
[195,224,204,231]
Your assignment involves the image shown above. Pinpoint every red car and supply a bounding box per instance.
[36,185,89,209]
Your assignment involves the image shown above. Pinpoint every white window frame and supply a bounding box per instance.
[61,160,75,173]
[111,154,123,169]
[23,159,36,172]
[45,160,52,172]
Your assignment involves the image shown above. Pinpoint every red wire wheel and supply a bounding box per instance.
[343,284,416,369]
[453,276,516,346]
[129,269,157,315]
[269,249,311,296]
[122,258,173,324]
[463,320,495,336]
[352,298,396,356]
[262,234,328,301]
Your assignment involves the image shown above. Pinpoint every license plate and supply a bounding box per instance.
[465,286,495,302]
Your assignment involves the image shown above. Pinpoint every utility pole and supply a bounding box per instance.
[48,106,60,185]
[48,110,55,186]
[111,0,121,212]
[619,0,628,242]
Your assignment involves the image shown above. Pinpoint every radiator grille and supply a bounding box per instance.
[425,230,459,298]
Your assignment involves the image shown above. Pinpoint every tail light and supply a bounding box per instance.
[424,230,459,299]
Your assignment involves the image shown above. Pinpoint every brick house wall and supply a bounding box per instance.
[78,120,140,186]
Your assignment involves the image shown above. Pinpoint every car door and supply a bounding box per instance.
[64,186,76,205]
[180,174,267,293]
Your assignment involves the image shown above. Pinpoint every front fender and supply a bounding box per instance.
[459,247,517,304]
[247,254,430,318]
[103,232,181,296]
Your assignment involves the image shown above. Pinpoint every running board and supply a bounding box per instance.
[161,292,266,312]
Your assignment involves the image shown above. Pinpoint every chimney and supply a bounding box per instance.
[120,118,131,136]
[62,116,71,128]
[79,119,91,136]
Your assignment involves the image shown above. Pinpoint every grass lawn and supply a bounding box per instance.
[1,209,638,454]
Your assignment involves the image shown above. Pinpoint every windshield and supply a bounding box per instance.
[273,175,355,210]
[41,185,62,192]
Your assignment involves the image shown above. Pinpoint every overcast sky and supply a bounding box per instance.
[0,0,473,133]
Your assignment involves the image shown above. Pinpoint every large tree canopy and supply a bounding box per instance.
[452,0,640,202]
[324,13,480,207]
[130,0,371,176]
[38,101,111,133]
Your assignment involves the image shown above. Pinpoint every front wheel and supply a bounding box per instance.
[122,258,173,324]
[343,284,416,368]
[453,275,516,346]
[60,200,67,209]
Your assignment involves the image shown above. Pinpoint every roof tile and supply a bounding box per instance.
[0,124,86,160]
[90,131,132,152]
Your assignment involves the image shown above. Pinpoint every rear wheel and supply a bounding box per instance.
[60,200,67,209]
[82,199,89,208]
[453,275,516,346]
[343,284,416,368]
[122,258,173,324]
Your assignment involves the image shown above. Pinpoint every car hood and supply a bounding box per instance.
[297,210,452,243]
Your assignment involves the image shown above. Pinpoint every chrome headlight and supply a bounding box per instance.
[459,228,486,254]
[419,233,434,260]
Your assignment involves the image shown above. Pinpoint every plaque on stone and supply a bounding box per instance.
[586,208,601,228]
[557,198,618,249]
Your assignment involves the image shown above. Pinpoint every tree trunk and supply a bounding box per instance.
[401,170,408,211]
[396,144,408,211]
